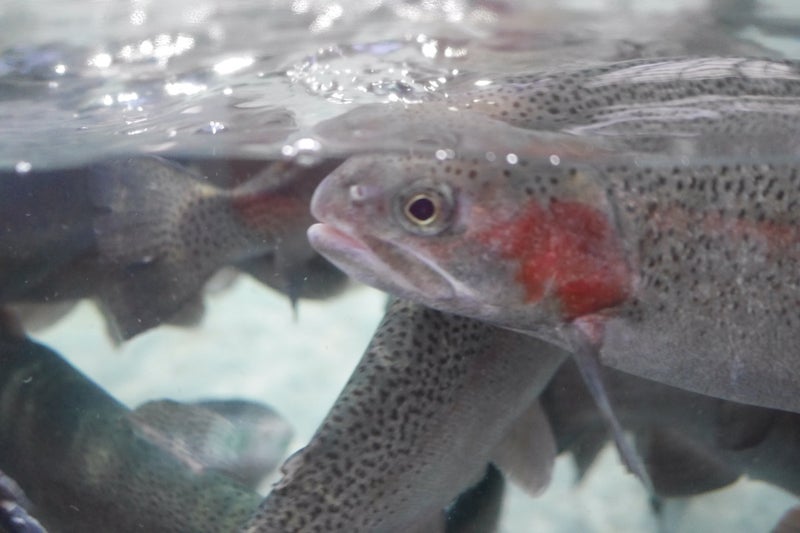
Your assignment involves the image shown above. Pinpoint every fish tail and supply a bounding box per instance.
[87,157,241,339]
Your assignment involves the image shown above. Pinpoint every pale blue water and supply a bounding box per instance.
[3,0,800,531]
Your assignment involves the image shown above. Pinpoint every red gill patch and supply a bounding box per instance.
[477,199,632,320]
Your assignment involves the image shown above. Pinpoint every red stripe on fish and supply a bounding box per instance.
[231,182,316,237]
[477,200,631,320]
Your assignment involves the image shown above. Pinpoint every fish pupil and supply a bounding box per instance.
[407,196,436,223]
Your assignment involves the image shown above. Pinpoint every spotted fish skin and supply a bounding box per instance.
[0,156,330,339]
[0,324,262,533]
[449,57,800,133]
[310,109,800,413]
[244,299,564,533]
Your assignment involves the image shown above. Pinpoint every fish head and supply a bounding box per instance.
[309,143,632,336]
[310,153,521,325]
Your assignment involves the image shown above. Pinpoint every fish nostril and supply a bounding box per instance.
[349,184,369,204]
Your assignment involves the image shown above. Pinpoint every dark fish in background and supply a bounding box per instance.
[0,155,340,339]
[0,310,276,532]
[130,398,293,490]
[542,359,800,502]
[444,464,505,533]
[244,299,565,533]
[185,157,350,306]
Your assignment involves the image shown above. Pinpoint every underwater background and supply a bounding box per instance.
[3,0,800,531]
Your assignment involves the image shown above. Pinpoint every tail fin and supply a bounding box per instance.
[87,157,229,339]
[130,398,293,490]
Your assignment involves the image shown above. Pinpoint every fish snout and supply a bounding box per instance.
[310,173,384,224]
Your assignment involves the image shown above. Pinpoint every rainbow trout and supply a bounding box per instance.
[244,298,564,533]
[0,156,329,339]
[314,57,800,160]
[308,59,800,416]
[0,310,285,532]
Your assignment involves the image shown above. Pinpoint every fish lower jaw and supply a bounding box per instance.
[307,223,456,301]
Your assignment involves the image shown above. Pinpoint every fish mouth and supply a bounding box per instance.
[307,223,456,301]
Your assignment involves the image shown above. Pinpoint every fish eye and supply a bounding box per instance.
[395,183,454,236]
[404,193,439,225]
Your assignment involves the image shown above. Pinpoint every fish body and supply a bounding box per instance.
[244,298,564,533]
[309,59,800,413]
[0,156,327,339]
[0,314,276,532]
[448,57,800,138]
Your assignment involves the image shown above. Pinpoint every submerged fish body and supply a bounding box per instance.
[130,398,293,490]
[448,57,800,139]
[244,298,564,533]
[542,359,800,501]
[309,109,800,413]
[313,57,800,162]
[0,315,270,532]
[0,156,327,339]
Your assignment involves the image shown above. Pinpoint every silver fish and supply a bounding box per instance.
[308,65,800,414]
[244,298,564,532]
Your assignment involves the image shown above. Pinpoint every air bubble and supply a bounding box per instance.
[15,161,32,174]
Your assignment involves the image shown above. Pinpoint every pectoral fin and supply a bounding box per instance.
[491,401,556,496]
[570,328,653,493]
